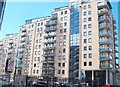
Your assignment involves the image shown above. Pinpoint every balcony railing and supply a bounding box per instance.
[20,49,24,53]
[21,28,26,32]
[98,23,111,30]
[19,54,23,58]
[21,33,26,37]
[42,59,54,63]
[97,2,109,9]
[99,32,110,37]
[43,53,55,57]
[100,63,113,69]
[51,20,57,25]
[44,39,56,44]
[98,16,110,23]
[44,33,56,38]
[98,8,110,16]
[100,55,112,61]
[44,45,55,50]
[99,47,112,53]
[45,22,51,26]
[8,49,13,53]
[99,39,111,45]
[51,14,57,20]
[8,40,13,44]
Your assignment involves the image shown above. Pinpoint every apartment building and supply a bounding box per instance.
[0,34,18,78]
[17,6,70,84]
[70,0,118,85]
[0,0,118,86]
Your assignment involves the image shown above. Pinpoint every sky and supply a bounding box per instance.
[0,2,69,39]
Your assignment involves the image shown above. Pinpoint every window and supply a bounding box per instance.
[88,17,91,21]
[63,48,66,53]
[60,23,63,27]
[63,35,66,39]
[88,31,92,35]
[32,24,34,28]
[34,57,36,61]
[61,17,63,21]
[59,42,62,46]
[61,11,63,15]
[84,25,87,29]
[36,39,38,43]
[38,57,40,61]
[35,51,37,55]
[58,70,60,74]
[84,18,87,22]
[41,22,43,26]
[65,11,67,14]
[88,38,92,43]
[62,63,65,67]
[38,23,40,26]
[84,39,87,43]
[58,63,61,67]
[84,62,87,66]
[62,70,65,74]
[89,62,92,66]
[64,22,67,26]
[34,64,36,67]
[60,29,62,33]
[59,36,62,40]
[37,70,39,74]
[64,28,66,32]
[89,46,92,50]
[88,11,91,15]
[59,49,62,53]
[33,70,35,74]
[38,51,40,55]
[63,42,66,46]
[84,54,87,58]
[84,46,87,51]
[40,33,42,37]
[84,11,87,16]
[64,16,67,20]
[84,32,87,36]
[84,5,86,9]
[89,53,92,58]
[88,24,92,28]
[88,4,91,8]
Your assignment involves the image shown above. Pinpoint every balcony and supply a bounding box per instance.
[98,9,110,16]
[115,57,119,59]
[43,53,55,57]
[44,46,55,50]
[19,54,23,58]
[45,22,51,27]
[21,38,25,42]
[7,55,12,58]
[114,37,117,41]
[8,49,12,53]
[44,33,56,38]
[113,26,117,30]
[115,50,118,53]
[100,55,112,61]
[44,39,56,44]
[99,47,112,53]
[98,16,110,23]
[114,31,117,35]
[20,49,24,53]
[98,23,111,30]
[8,40,13,44]
[45,26,57,32]
[18,60,23,64]
[21,28,26,32]
[100,63,113,69]
[99,32,110,37]
[18,64,22,68]
[99,39,111,45]
[115,43,118,47]
[97,2,109,9]
[42,59,54,63]
[21,33,26,37]
[51,20,57,26]
[113,20,116,24]
[51,14,57,20]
